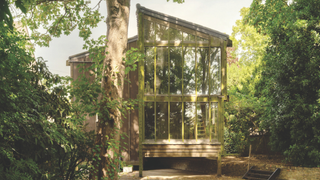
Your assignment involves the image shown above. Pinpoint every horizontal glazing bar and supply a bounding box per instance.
[143,95,220,102]
[144,41,210,47]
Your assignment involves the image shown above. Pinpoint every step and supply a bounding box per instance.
[242,166,280,180]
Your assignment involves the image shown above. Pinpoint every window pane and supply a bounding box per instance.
[145,102,155,139]
[183,47,196,95]
[211,103,218,139]
[144,19,155,41]
[170,102,182,139]
[145,47,155,94]
[156,102,168,139]
[197,102,209,139]
[170,47,183,94]
[156,47,169,94]
[196,48,209,95]
[197,36,209,43]
[183,32,195,42]
[184,102,195,139]
[156,24,169,41]
[169,28,182,41]
[210,48,221,95]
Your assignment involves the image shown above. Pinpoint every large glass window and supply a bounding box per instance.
[156,47,169,94]
[156,102,168,139]
[169,47,183,94]
[145,102,154,139]
[145,47,155,94]
[143,19,220,141]
[196,48,209,95]
[170,102,182,139]
[184,102,196,139]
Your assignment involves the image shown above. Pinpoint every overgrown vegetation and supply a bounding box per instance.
[246,0,320,167]
[0,21,94,179]
[224,7,268,155]
[226,1,320,167]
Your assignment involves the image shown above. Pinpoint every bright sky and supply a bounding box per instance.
[34,0,253,77]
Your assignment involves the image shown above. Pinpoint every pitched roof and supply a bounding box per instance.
[136,4,231,41]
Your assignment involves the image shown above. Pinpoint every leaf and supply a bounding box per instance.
[14,0,27,14]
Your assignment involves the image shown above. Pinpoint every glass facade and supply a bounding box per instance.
[143,19,221,141]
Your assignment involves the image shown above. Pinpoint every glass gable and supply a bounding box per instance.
[143,18,221,142]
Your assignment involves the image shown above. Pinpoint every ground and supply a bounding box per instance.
[119,154,289,180]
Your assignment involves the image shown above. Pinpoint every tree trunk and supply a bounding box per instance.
[91,0,130,179]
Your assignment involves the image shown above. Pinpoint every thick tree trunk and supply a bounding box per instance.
[91,0,130,179]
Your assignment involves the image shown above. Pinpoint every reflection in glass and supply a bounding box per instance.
[197,103,209,139]
[169,28,183,41]
[197,36,209,43]
[183,47,196,95]
[156,24,169,41]
[170,47,183,94]
[170,102,182,139]
[145,102,155,139]
[156,102,168,139]
[211,103,218,139]
[145,47,155,94]
[156,47,168,94]
[196,48,209,95]
[210,48,221,95]
[184,102,195,139]
[183,32,195,42]
[144,19,155,41]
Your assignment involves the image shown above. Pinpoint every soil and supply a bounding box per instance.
[119,154,290,180]
[222,154,290,166]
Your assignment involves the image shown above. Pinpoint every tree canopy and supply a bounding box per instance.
[224,7,269,154]
[246,0,320,166]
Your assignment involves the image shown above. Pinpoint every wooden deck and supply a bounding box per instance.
[142,139,221,158]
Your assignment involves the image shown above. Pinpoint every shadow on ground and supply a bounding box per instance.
[119,169,240,180]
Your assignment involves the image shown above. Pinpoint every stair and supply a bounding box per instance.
[242,166,281,180]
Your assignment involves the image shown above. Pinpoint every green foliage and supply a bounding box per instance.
[228,7,269,95]
[224,7,268,154]
[247,0,320,166]
[0,22,94,179]
[69,35,143,179]
[224,88,265,154]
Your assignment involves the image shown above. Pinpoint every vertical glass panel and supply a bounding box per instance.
[144,19,155,41]
[145,102,155,139]
[169,28,183,41]
[183,47,196,95]
[211,103,218,139]
[196,48,209,95]
[210,47,221,95]
[197,102,209,139]
[156,102,168,139]
[156,47,168,94]
[145,47,155,94]
[184,102,196,139]
[169,47,183,94]
[170,102,182,139]
[183,32,195,42]
[156,24,169,41]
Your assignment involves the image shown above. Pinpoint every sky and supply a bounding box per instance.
[34,0,253,77]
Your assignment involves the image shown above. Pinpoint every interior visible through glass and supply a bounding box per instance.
[145,47,155,94]
[169,47,182,94]
[170,102,182,139]
[143,19,221,141]
[145,102,154,139]
[156,102,168,139]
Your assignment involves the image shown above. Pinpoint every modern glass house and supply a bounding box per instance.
[67,4,231,176]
